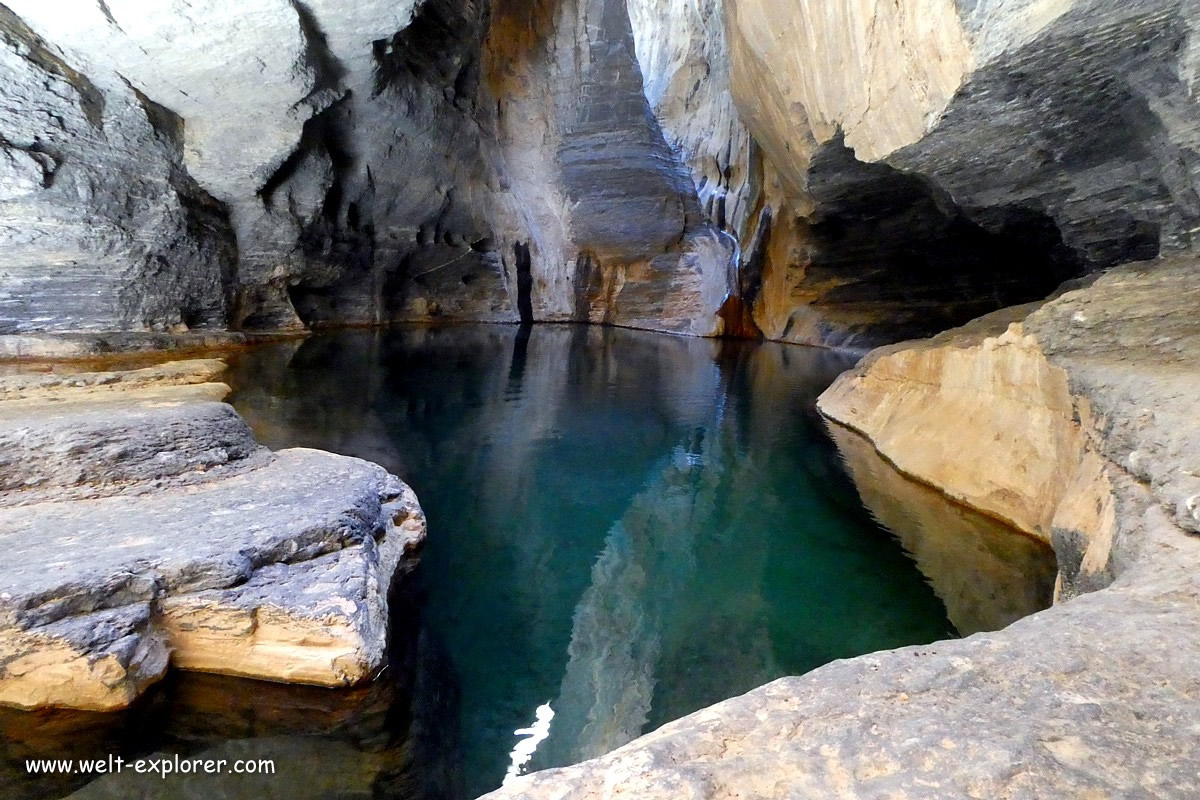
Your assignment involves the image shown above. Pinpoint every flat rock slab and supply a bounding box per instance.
[0,359,425,711]
[0,448,403,624]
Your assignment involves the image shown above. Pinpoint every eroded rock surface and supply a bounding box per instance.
[0,6,236,334]
[716,0,1200,346]
[2,0,1197,346]
[482,259,1200,796]
[0,0,735,338]
[0,359,425,711]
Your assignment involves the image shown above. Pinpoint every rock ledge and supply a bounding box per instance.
[0,359,425,711]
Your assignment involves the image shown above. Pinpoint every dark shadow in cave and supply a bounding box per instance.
[370,0,483,102]
[799,133,1097,343]
[507,321,534,389]
[513,241,534,323]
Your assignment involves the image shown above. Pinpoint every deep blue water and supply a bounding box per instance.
[228,325,953,796]
[0,324,953,800]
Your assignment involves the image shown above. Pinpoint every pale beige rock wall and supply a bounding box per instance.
[817,312,1083,540]
[726,0,973,186]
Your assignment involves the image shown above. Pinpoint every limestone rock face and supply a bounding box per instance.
[480,0,735,335]
[715,0,1200,345]
[624,0,1200,345]
[627,0,754,251]
[480,258,1200,796]
[0,359,425,711]
[0,0,735,338]
[818,257,1200,590]
[615,0,1194,346]
[2,0,492,331]
[5,0,1195,344]
[0,0,1197,345]
[0,6,236,334]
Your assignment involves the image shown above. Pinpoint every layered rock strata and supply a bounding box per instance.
[0,359,425,711]
[481,258,1200,796]
[3,0,1198,345]
[718,0,1200,346]
[0,0,734,338]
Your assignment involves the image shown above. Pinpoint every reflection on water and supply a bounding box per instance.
[0,614,460,800]
[1,325,955,799]
[825,421,1057,635]
[228,325,954,794]
[502,704,553,787]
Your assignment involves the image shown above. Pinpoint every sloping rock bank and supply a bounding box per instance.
[0,360,425,711]
[482,258,1200,797]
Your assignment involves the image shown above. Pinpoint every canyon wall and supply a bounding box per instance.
[0,0,734,339]
[2,0,1198,343]
[717,0,1200,345]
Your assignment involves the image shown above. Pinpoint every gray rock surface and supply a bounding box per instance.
[0,5,236,334]
[482,258,1200,797]
[0,0,734,337]
[4,0,1197,346]
[0,358,425,711]
[0,331,256,360]
[889,0,1200,265]
[0,374,262,500]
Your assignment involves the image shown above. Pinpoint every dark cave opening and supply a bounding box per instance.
[798,135,1092,344]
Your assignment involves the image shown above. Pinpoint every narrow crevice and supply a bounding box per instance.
[514,241,534,322]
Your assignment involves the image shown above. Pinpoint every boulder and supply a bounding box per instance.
[0,359,425,711]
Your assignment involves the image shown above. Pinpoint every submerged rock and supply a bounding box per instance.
[0,360,425,711]
[481,257,1200,796]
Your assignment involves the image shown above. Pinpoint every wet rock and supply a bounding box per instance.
[0,360,425,711]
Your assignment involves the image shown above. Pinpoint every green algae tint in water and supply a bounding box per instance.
[224,325,953,796]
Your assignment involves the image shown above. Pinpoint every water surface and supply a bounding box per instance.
[227,325,954,794]
[2,324,955,800]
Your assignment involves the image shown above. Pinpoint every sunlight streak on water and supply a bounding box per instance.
[503,703,555,786]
